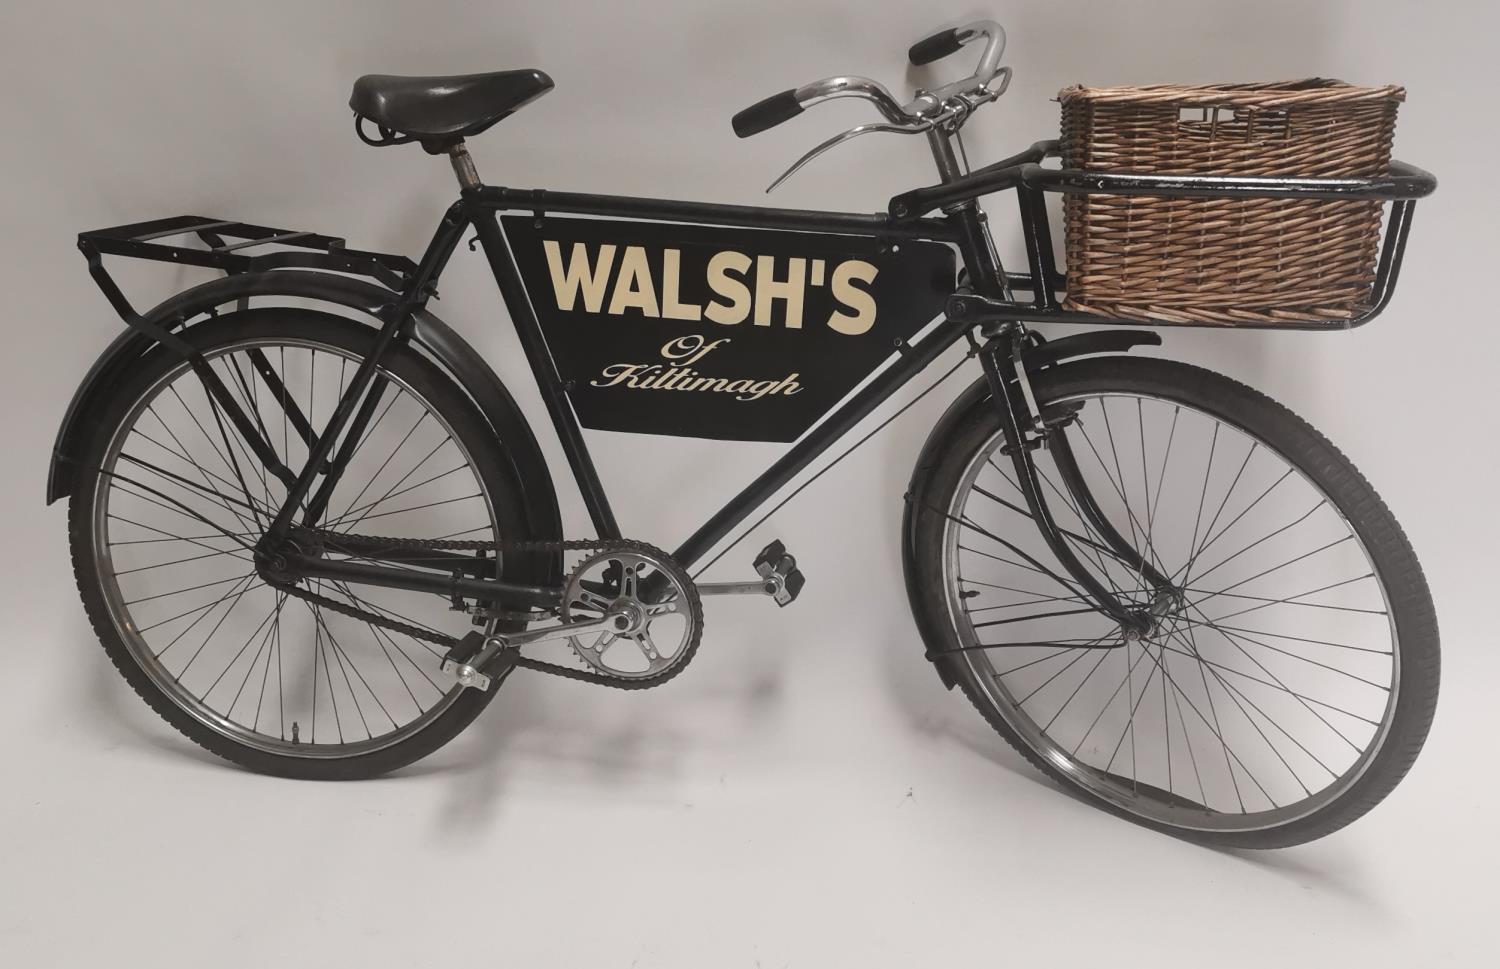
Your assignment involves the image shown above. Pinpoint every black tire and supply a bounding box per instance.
[69,312,542,779]
[905,356,1439,847]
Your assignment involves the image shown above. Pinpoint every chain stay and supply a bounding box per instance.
[274,529,694,691]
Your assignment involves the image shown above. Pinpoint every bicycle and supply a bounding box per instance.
[54,20,1439,847]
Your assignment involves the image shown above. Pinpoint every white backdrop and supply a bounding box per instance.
[2,1,1495,965]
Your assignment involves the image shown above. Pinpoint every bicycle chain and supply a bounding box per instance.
[270,529,697,691]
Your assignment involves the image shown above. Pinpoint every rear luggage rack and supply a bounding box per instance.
[78,215,417,293]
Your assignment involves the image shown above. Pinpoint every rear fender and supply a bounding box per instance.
[49,271,563,577]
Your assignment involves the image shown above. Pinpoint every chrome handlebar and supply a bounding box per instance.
[793,75,911,125]
[731,19,1011,191]
[732,20,1008,135]
[903,20,1008,117]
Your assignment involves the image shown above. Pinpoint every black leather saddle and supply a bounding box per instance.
[349,69,554,148]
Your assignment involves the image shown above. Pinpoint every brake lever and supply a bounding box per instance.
[765,120,933,193]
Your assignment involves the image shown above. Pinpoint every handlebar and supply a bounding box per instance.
[904,20,1007,113]
[731,19,1008,138]
[732,90,803,138]
[908,28,968,66]
[733,75,912,138]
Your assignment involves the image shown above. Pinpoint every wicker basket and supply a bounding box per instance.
[1058,79,1404,324]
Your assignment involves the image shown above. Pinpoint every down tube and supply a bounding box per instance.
[673,316,971,571]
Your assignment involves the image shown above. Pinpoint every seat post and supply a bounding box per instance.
[448,141,482,190]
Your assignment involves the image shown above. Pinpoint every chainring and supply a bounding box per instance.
[561,544,704,683]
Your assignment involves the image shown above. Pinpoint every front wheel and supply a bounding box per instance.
[906,356,1439,847]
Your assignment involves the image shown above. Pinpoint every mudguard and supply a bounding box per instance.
[901,328,1160,688]
[48,271,563,575]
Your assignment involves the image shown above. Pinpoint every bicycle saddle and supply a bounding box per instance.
[350,69,553,147]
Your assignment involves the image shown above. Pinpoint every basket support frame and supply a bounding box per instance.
[891,140,1434,331]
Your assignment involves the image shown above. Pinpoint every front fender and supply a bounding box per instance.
[48,271,563,573]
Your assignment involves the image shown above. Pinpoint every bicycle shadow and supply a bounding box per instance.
[78,612,787,838]
[416,639,786,832]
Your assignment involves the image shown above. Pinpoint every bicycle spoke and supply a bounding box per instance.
[974,474,1139,588]
[325,463,467,530]
[940,503,1089,598]
[107,515,256,564]
[1137,639,1272,808]
[1104,641,1156,782]
[1041,646,1114,733]
[171,572,262,673]
[1069,636,1153,758]
[141,407,262,533]
[995,645,1088,678]
[1187,498,1327,587]
[328,581,446,702]
[971,606,1105,630]
[1182,620,1391,656]
[1176,440,1258,584]
[1176,615,1391,690]
[1184,468,1296,578]
[103,475,256,549]
[1018,637,1113,708]
[1194,642,1339,780]
[1170,616,1372,750]
[1154,630,1378,728]
[332,492,483,528]
[328,410,427,529]
[1191,572,1380,623]
[115,545,253,577]
[332,435,456,532]
[117,451,268,519]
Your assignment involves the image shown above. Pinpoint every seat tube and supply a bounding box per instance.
[300,203,471,528]
[464,201,622,540]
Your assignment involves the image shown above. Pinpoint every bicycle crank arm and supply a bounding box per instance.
[698,580,781,597]
[442,613,616,691]
[698,540,805,606]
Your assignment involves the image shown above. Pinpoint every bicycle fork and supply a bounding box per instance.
[978,325,1174,638]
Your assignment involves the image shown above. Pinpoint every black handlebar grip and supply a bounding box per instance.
[732,89,803,138]
[908,28,964,65]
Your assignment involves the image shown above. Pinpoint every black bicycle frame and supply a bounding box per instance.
[230,130,1023,614]
[77,129,1433,625]
[288,199,971,573]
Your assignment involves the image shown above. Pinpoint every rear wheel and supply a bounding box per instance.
[69,312,537,779]
[906,356,1439,847]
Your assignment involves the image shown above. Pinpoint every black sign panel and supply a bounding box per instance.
[503,216,955,442]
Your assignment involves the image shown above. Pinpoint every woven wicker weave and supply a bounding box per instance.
[1058,79,1403,324]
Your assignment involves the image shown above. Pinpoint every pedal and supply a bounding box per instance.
[754,540,805,607]
[440,631,499,691]
[698,540,806,606]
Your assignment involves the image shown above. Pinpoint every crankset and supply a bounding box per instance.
[444,541,708,691]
